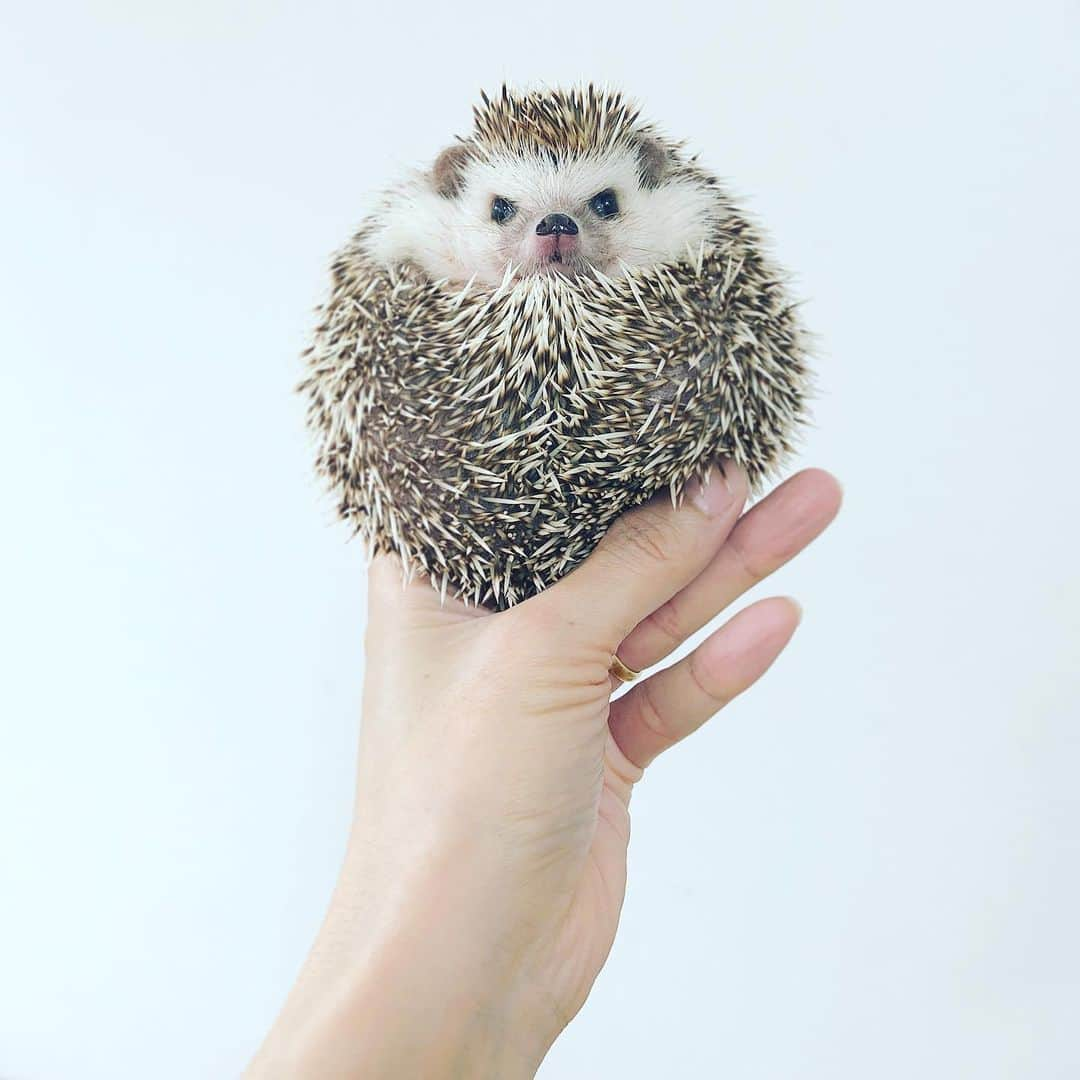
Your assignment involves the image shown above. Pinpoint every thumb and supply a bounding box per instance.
[527,460,748,649]
[366,551,487,631]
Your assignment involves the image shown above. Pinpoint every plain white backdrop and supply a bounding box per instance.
[2,2,1078,1077]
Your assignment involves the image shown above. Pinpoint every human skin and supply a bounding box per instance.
[246,462,842,1078]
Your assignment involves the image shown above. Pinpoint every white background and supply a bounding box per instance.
[2,2,1078,1077]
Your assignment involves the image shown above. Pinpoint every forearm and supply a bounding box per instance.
[245,838,555,1079]
[247,962,545,1079]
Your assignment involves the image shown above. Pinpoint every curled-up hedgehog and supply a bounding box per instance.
[301,84,810,610]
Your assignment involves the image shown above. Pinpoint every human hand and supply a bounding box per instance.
[247,463,842,1078]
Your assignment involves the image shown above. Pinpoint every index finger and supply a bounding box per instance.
[525,461,749,650]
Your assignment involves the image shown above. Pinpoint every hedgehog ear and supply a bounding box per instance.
[634,134,671,190]
[431,143,472,198]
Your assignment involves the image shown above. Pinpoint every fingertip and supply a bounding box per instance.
[796,468,844,517]
[720,595,803,654]
[687,596,798,697]
[752,594,804,645]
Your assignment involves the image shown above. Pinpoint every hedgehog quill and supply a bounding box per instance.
[300,85,810,610]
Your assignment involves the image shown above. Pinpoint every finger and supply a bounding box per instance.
[608,596,801,770]
[617,469,841,673]
[526,461,749,649]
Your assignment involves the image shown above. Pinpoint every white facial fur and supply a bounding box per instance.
[365,144,722,286]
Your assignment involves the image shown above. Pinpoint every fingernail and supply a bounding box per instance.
[687,467,732,517]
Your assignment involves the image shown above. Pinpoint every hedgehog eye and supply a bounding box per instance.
[491,197,516,224]
[588,189,619,218]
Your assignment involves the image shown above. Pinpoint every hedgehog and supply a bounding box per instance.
[300,84,810,610]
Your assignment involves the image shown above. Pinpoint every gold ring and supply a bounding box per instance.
[609,654,640,684]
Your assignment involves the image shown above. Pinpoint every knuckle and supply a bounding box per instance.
[687,654,730,712]
[606,743,643,789]
[634,679,675,750]
[613,504,679,567]
[728,532,769,586]
[640,596,685,654]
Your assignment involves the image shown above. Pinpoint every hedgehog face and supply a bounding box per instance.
[366,137,723,288]
[445,145,717,284]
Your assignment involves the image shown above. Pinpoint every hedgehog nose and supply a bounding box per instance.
[536,213,579,237]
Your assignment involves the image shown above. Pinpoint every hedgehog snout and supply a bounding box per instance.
[534,212,580,262]
[536,212,579,236]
